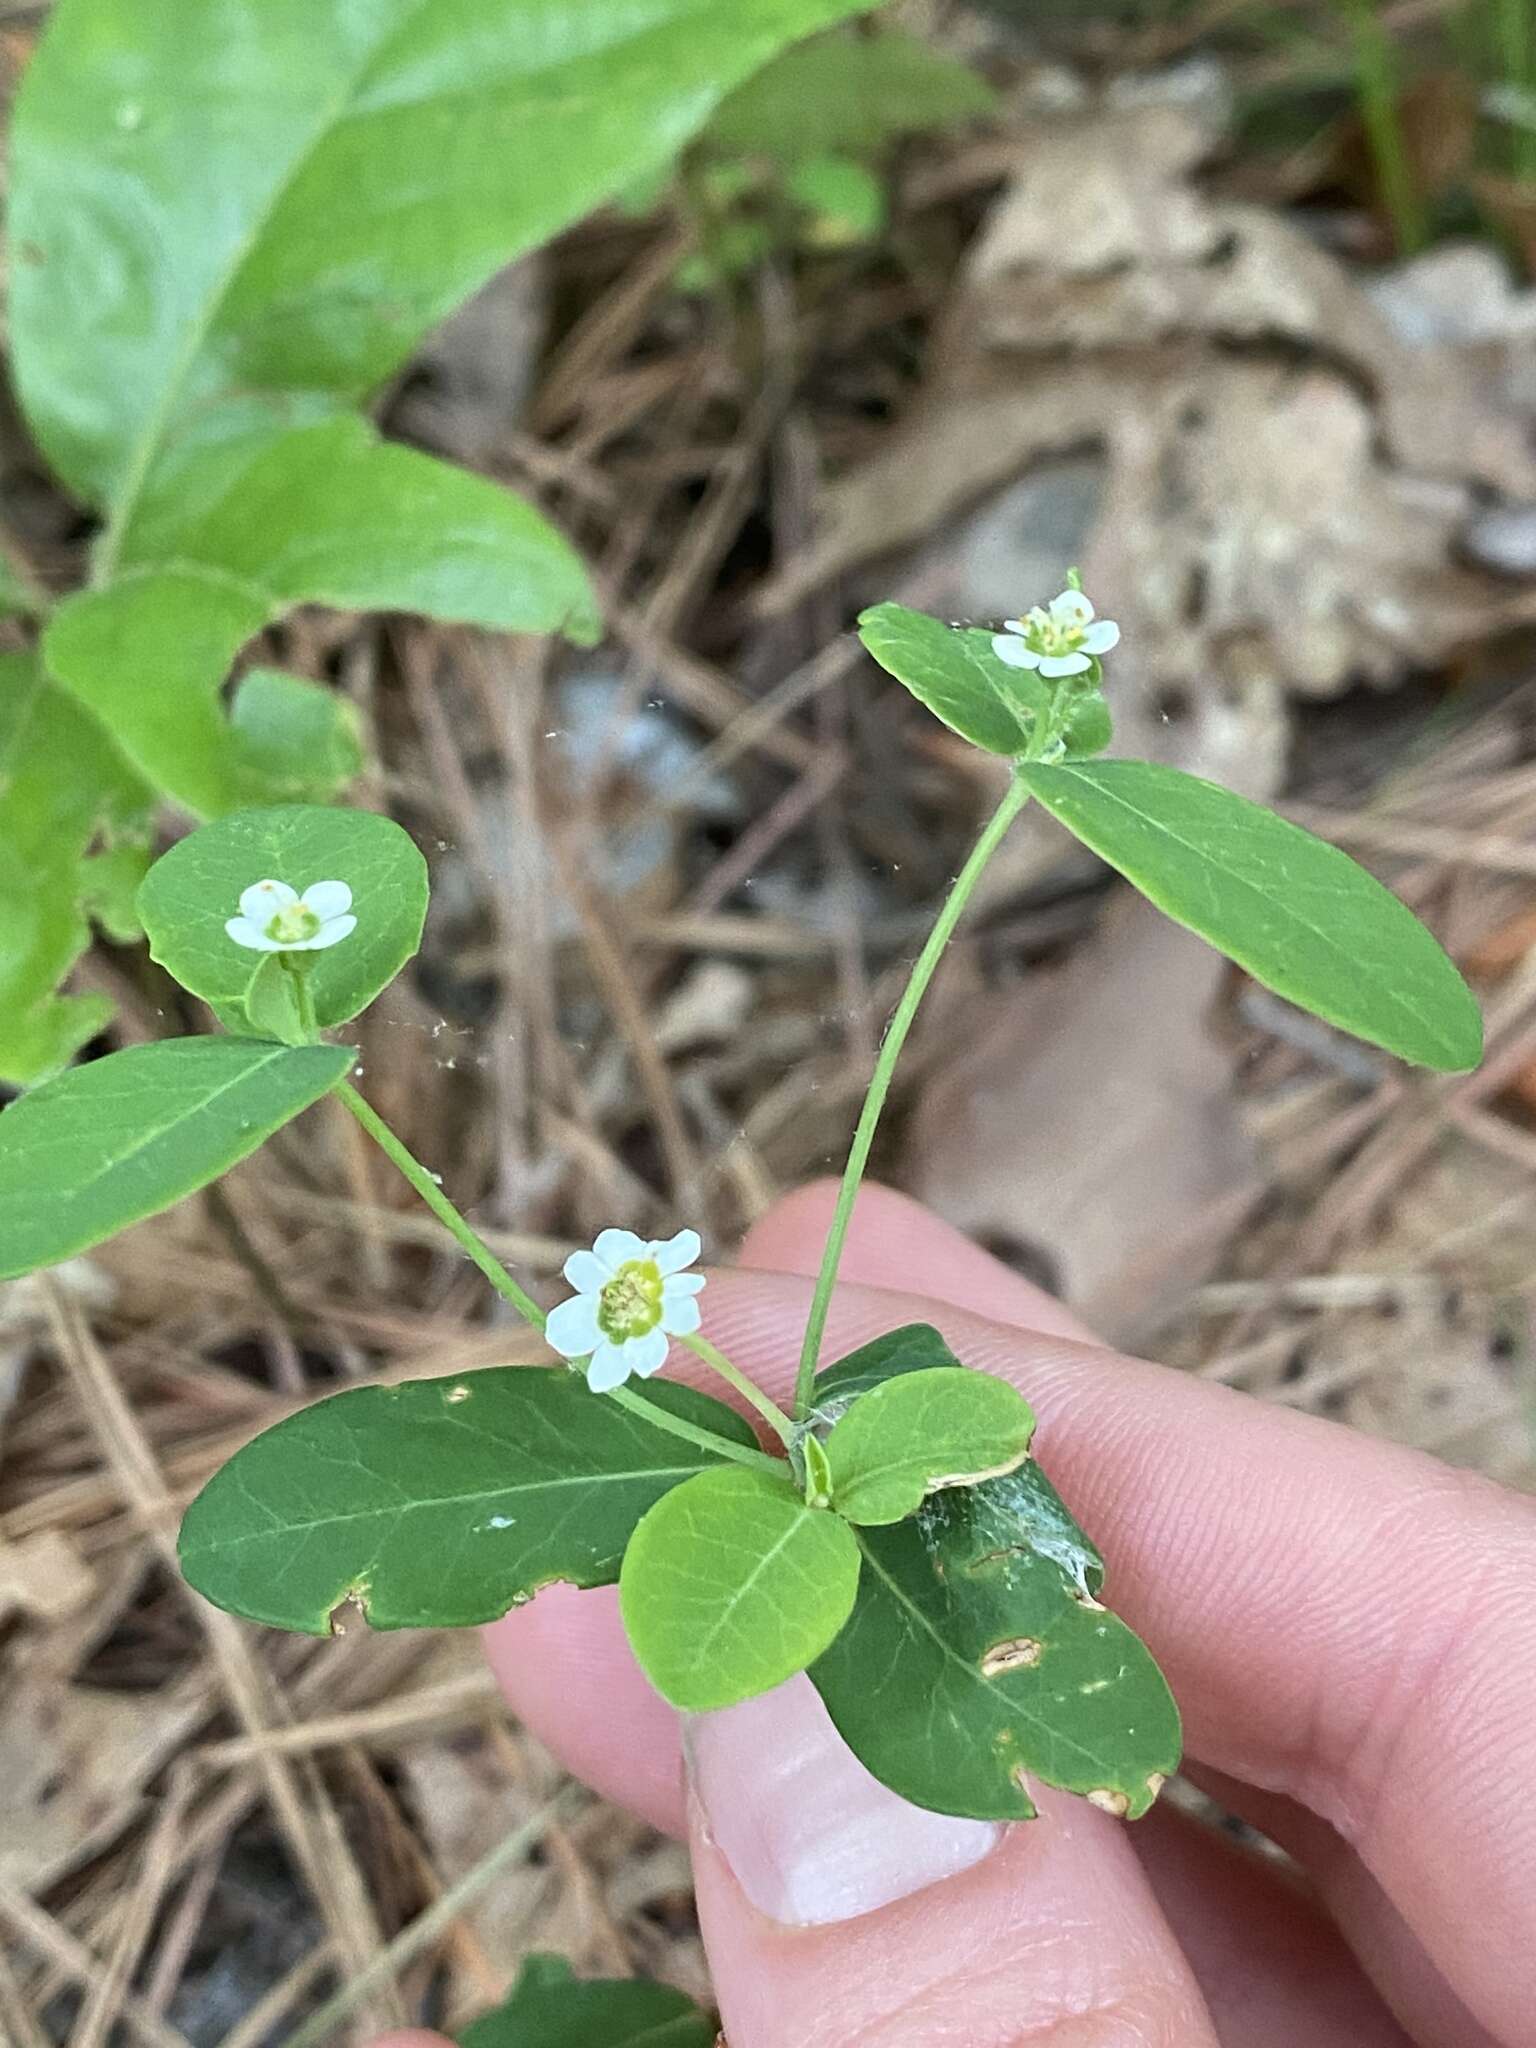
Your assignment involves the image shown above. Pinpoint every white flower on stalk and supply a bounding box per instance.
[225,879,357,953]
[992,587,1120,679]
[546,1228,705,1392]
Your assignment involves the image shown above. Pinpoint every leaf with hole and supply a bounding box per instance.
[807,1330,1175,1819]
[459,1954,714,2048]
[824,1366,1035,1524]
[179,1371,757,1634]
[620,1466,861,1711]
[137,805,427,1029]
[0,1038,354,1280]
[1019,758,1483,1072]
[858,603,1041,754]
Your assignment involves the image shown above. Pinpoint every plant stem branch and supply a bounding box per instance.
[606,1382,785,1474]
[333,1079,547,1329]
[682,1332,797,1446]
[792,772,1034,1416]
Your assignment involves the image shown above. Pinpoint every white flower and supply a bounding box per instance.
[545,1227,705,1392]
[225,879,357,953]
[992,586,1121,679]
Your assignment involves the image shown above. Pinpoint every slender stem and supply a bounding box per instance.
[792,773,1034,1416]
[682,1332,797,1447]
[284,959,318,1040]
[333,1080,775,1474]
[608,1381,785,1474]
[333,1079,548,1329]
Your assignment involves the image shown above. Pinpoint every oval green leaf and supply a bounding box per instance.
[812,1470,1181,1821]
[824,1366,1035,1525]
[858,603,1040,755]
[619,1467,861,1712]
[1020,758,1483,1072]
[460,1956,714,2048]
[180,1371,756,1634]
[138,805,427,1028]
[0,1038,353,1280]
[813,1322,963,1407]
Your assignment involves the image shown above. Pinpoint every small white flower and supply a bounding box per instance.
[225,878,357,954]
[545,1227,705,1392]
[992,586,1121,679]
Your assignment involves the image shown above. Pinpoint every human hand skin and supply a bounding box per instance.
[375,1182,1536,2048]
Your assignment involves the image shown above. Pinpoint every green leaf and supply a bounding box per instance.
[813,1322,963,1406]
[0,1039,353,1280]
[230,670,365,803]
[620,1466,861,1711]
[137,805,428,1029]
[179,1371,757,1634]
[787,154,886,245]
[10,0,872,528]
[812,1471,1181,1821]
[43,420,601,817]
[459,1955,714,2048]
[1019,759,1484,1072]
[858,603,1040,755]
[1062,691,1112,759]
[0,654,152,1086]
[824,1366,1035,1525]
[707,27,995,164]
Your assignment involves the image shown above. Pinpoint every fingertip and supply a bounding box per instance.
[738,1178,1093,1341]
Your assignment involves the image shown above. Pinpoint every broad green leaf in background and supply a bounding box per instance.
[137,805,428,1029]
[0,1039,354,1280]
[43,418,601,817]
[1019,759,1484,1072]
[179,1371,757,1633]
[812,1469,1181,1820]
[706,26,996,163]
[786,154,887,245]
[10,0,874,544]
[230,671,365,803]
[619,1466,861,1711]
[0,654,152,1086]
[824,1365,1035,1525]
[459,1955,714,2048]
[858,603,1041,754]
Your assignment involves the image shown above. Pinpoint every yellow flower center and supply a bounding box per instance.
[266,902,321,945]
[1024,607,1086,658]
[598,1259,664,1341]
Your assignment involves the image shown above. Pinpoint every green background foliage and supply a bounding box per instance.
[459,1954,713,2048]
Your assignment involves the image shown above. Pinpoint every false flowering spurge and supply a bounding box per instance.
[0,585,1482,1824]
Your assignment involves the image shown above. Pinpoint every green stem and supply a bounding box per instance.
[334,1079,548,1329]
[792,772,1034,1417]
[285,958,319,1040]
[333,1080,776,1475]
[1347,0,1425,255]
[607,1382,785,1475]
[683,1332,797,1447]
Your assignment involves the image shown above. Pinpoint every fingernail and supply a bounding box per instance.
[683,1676,1001,1926]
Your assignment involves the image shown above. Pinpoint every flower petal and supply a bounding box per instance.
[586,1340,632,1393]
[302,914,357,950]
[662,1271,707,1299]
[1049,589,1094,626]
[562,1249,610,1295]
[648,1227,701,1276]
[301,879,352,921]
[625,1327,671,1378]
[659,1293,702,1338]
[992,634,1041,670]
[225,916,284,952]
[1081,620,1120,654]
[238,879,297,922]
[592,1227,646,1271]
[545,1292,603,1359]
[1039,652,1091,677]
[1001,618,1027,635]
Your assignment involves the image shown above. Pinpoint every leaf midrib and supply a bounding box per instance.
[855,1536,1121,1780]
[1031,764,1453,1060]
[184,1456,718,1556]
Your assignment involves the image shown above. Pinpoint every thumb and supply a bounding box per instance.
[683,1678,1216,2048]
